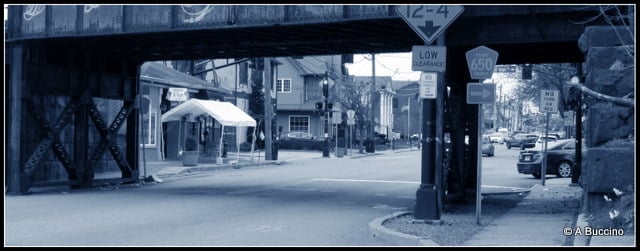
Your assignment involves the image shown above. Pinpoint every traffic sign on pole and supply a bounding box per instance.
[412,46,447,72]
[465,46,499,80]
[466,83,496,104]
[540,89,559,113]
[396,5,464,45]
[419,72,438,99]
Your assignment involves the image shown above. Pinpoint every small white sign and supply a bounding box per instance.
[347,118,355,125]
[167,88,188,101]
[412,46,446,72]
[540,89,559,113]
[332,111,342,124]
[346,110,355,119]
[419,72,437,99]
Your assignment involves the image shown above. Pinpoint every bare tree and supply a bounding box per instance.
[332,76,373,153]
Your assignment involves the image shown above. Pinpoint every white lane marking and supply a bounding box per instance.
[482,185,528,190]
[311,178,419,184]
[311,179,526,191]
[373,204,407,210]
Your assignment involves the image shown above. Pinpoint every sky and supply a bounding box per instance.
[345,53,421,81]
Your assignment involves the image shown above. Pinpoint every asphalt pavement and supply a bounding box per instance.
[104,148,635,247]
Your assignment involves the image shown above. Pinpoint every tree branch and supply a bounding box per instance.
[565,81,635,107]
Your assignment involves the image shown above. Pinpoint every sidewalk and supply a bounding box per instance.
[128,149,386,181]
[369,178,636,246]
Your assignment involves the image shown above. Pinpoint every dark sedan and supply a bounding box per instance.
[516,139,584,179]
[505,133,538,150]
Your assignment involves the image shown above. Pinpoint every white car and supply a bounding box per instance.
[488,132,506,144]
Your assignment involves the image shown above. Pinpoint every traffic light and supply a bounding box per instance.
[322,80,329,97]
[315,102,323,110]
[522,64,532,80]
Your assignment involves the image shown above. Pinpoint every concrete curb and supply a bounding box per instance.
[155,160,283,179]
[368,211,439,246]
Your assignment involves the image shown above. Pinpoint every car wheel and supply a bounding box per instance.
[556,161,572,178]
[532,173,541,179]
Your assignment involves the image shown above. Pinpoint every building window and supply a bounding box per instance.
[393,97,398,108]
[277,78,292,93]
[289,116,310,133]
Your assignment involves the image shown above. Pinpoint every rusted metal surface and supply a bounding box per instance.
[24,98,78,179]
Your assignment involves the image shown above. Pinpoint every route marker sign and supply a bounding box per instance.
[540,89,559,113]
[396,5,464,45]
[419,72,438,99]
[465,46,499,80]
[466,83,496,104]
[412,45,447,72]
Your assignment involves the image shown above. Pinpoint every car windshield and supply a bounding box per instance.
[539,140,574,150]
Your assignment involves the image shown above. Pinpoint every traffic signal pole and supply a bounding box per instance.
[323,71,330,158]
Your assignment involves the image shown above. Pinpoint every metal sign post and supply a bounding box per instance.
[540,89,559,186]
[465,45,498,226]
[397,4,464,223]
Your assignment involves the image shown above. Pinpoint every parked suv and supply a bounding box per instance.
[505,133,538,150]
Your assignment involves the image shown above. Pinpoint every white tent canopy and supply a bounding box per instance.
[161,98,257,164]
[161,98,256,127]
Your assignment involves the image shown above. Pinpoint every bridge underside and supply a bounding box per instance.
[24,8,595,64]
[6,4,619,194]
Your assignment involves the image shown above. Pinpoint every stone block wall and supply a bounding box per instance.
[577,25,635,223]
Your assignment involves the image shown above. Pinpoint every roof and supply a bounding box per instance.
[140,62,222,92]
[161,99,256,127]
[285,56,342,78]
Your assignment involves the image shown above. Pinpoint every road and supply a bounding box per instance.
[5,145,551,246]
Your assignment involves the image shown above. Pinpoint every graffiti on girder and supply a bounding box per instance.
[181,5,213,23]
[84,5,100,13]
[23,5,44,21]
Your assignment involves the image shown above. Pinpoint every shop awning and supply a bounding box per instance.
[161,98,256,127]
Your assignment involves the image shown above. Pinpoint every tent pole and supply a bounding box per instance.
[217,125,225,164]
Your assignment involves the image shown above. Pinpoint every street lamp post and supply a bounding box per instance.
[322,71,330,158]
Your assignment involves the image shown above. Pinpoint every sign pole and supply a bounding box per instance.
[396,4,465,223]
[540,89,559,185]
[542,112,550,185]
[464,45,499,226]
[476,100,483,225]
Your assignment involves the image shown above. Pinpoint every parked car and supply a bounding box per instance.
[482,135,495,157]
[505,133,538,150]
[488,132,506,144]
[517,139,584,179]
[536,135,558,144]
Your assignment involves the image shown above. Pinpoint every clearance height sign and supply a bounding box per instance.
[412,46,446,72]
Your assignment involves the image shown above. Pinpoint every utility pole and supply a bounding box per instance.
[368,53,376,153]
[264,58,273,160]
